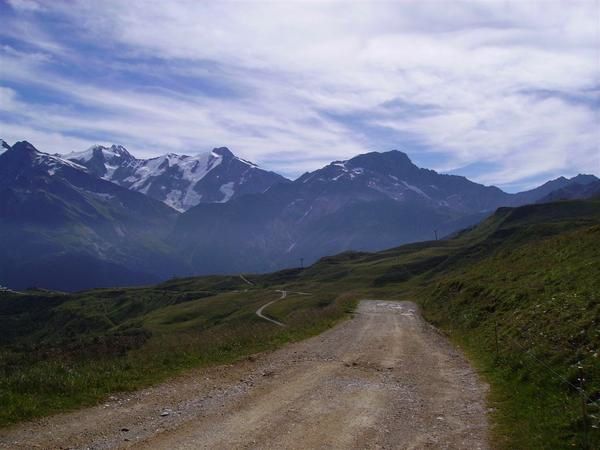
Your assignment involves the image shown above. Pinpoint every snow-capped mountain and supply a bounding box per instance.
[295,150,511,213]
[64,145,289,211]
[0,141,182,291]
[2,141,89,177]
[63,144,136,179]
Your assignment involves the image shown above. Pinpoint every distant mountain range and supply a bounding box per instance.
[63,145,288,211]
[174,150,599,274]
[536,177,600,203]
[0,139,597,290]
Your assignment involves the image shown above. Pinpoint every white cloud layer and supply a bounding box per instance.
[1,0,598,189]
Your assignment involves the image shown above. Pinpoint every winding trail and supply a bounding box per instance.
[239,274,254,286]
[0,300,489,449]
[255,290,287,327]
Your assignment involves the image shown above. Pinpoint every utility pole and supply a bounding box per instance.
[494,319,499,361]
[580,366,589,449]
[434,230,438,241]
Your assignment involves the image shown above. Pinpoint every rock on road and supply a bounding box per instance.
[0,301,489,449]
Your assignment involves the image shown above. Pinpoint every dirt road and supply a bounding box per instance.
[255,290,287,327]
[0,301,489,449]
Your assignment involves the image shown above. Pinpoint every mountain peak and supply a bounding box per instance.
[346,149,417,173]
[570,174,598,185]
[95,144,133,158]
[211,147,234,158]
[350,149,412,162]
[537,174,598,189]
[0,139,11,155]
[99,144,134,159]
[11,141,39,154]
[4,141,43,163]
[68,144,136,166]
[0,140,89,179]
[387,149,411,157]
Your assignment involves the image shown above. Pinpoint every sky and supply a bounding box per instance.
[0,0,598,191]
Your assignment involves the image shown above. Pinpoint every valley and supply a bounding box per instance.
[1,197,598,448]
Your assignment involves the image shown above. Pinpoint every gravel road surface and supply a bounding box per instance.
[0,300,489,449]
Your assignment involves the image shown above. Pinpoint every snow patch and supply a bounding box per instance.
[104,163,120,179]
[182,189,203,212]
[218,182,235,202]
[236,157,258,168]
[164,189,184,211]
[35,153,88,174]
[299,205,313,221]
[401,181,430,199]
[89,192,115,201]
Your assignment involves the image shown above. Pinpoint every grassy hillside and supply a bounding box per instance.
[418,208,600,449]
[1,198,599,448]
[0,277,355,426]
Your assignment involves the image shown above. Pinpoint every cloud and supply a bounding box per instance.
[6,0,44,12]
[0,0,598,190]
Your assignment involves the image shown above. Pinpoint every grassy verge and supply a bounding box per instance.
[417,224,600,449]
